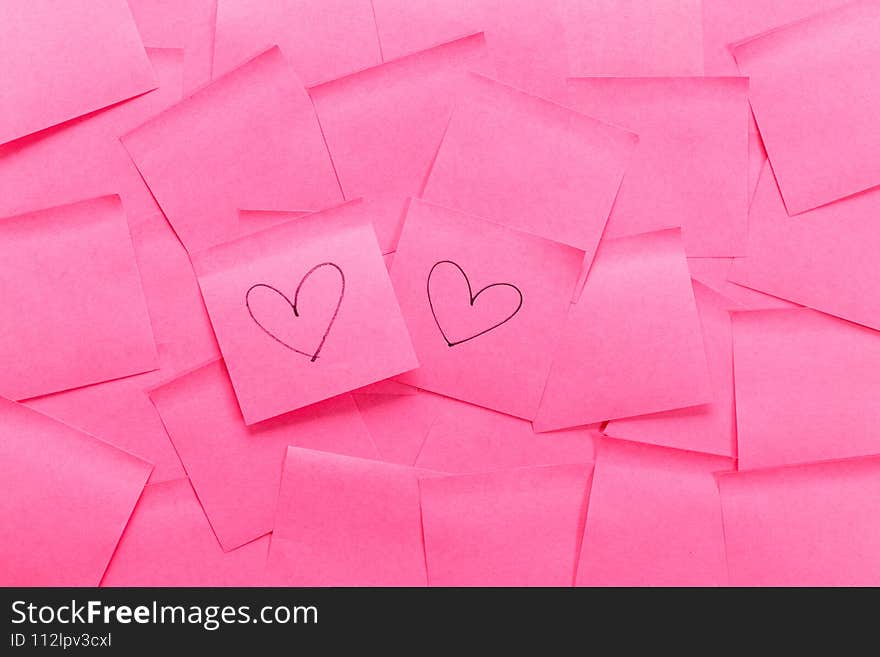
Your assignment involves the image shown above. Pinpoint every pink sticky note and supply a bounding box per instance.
[415,395,596,473]
[729,166,880,330]
[0,48,183,222]
[122,46,341,253]
[149,358,377,550]
[21,206,220,485]
[0,397,151,586]
[732,0,880,214]
[0,0,156,145]
[577,438,732,586]
[310,34,493,252]
[192,202,418,424]
[213,0,381,86]
[732,309,880,470]
[391,200,583,420]
[604,282,744,458]
[689,257,800,311]
[718,457,880,586]
[26,374,183,485]
[102,478,270,586]
[422,72,637,258]
[0,196,158,400]
[266,447,428,586]
[420,464,593,586]
[567,77,749,256]
[562,0,703,76]
[353,389,454,465]
[372,0,571,100]
[534,229,711,431]
[702,0,848,75]
[128,0,217,93]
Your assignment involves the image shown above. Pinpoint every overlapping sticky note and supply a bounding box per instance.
[567,76,749,256]
[1,397,151,586]
[265,448,429,586]
[309,33,493,252]
[128,0,216,93]
[122,46,341,253]
[420,465,593,586]
[421,72,637,262]
[7,1,880,589]
[0,196,158,400]
[534,228,711,431]
[102,478,270,587]
[577,438,732,586]
[149,358,377,550]
[192,202,418,424]
[732,0,880,213]
[0,48,183,221]
[729,167,880,330]
[372,0,571,100]
[732,309,880,469]
[0,0,157,145]
[391,199,583,420]
[604,281,743,458]
[213,0,381,85]
[718,457,880,586]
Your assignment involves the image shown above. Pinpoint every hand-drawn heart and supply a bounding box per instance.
[245,262,345,362]
[427,260,523,347]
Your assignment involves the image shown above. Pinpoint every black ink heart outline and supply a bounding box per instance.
[427,260,523,347]
[245,262,345,362]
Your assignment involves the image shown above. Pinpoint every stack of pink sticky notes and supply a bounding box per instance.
[4,0,880,588]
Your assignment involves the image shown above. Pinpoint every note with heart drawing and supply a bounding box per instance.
[390,200,582,420]
[191,200,418,424]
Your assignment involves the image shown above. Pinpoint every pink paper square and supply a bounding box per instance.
[128,0,217,93]
[689,256,800,311]
[265,447,428,586]
[562,0,703,76]
[718,457,880,586]
[415,394,596,473]
[372,0,571,100]
[391,200,583,420]
[576,438,732,587]
[192,202,418,424]
[421,72,637,258]
[420,464,593,586]
[534,229,712,431]
[604,281,744,458]
[732,309,880,469]
[0,0,157,145]
[309,34,493,252]
[0,397,151,586]
[122,46,341,253]
[149,358,377,550]
[729,166,880,330]
[0,196,158,400]
[213,0,381,86]
[732,0,880,213]
[26,374,183,485]
[701,0,846,76]
[102,478,270,587]
[0,48,183,226]
[567,77,749,256]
